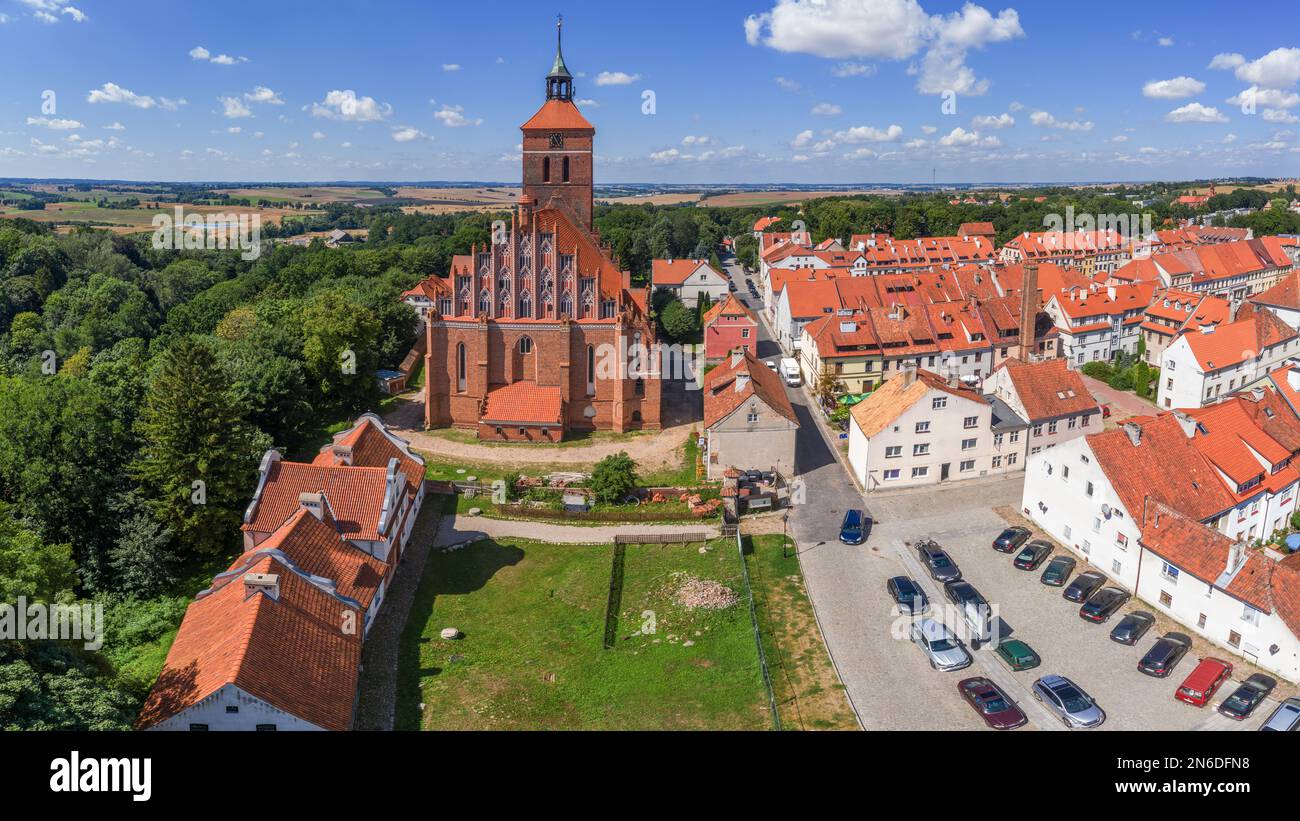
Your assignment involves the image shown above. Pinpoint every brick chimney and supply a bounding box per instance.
[1019,262,1040,359]
[331,443,354,466]
[244,573,280,601]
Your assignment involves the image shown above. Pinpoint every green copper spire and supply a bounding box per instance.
[549,15,572,79]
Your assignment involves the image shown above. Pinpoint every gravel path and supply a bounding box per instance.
[436,513,719,545]
[383,392,696,471]
[353,498,444,731]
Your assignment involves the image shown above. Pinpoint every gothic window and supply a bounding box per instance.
[542,156,550,183]
[541,287,554,317]
[479,289,491,316]
[563,156,571,183]
[438,298,452,315]
[586,344,596,395]
[519,336,533,354]
[456,343,467,392]
[634,378,645,397]
[541,234,554,255]
[560,294,573,318]
[600,299,616,319]
[541,267,553,288]
[499,292,511,316]
[560,254,575,273]
[518,291,532,318]
[580,279,595,318]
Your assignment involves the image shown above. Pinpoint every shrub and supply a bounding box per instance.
[1107,370,1134,391]
[590,452,638,504]
[1081,361,1114,380]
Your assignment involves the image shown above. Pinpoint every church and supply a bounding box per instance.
[421,20,662,441]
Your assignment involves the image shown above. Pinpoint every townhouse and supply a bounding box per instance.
[1137,288,1230,367]
[847,367,1017,491]
[1021,403,1300,683]
[702,349,799,480]
[985,357,1101,461]
[1249,271,1300,330]
[1043,281,1157,366]
[651,258,729,308]
[999,229,1136,276]
[701,294,758,362]
[1157,304,1299,409]
[1118,238,1294,300]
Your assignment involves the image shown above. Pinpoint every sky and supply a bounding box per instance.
[0,0,1298,184]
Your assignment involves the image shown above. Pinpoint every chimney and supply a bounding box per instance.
[244,573,280,601]
[299,491,326,520]
[1227,542,1246,575]
[735,371,752,393]
[1229,299,1242,323]
[1172,410,1197,438]
[901,366,917,387]
[331,443,354,466]
[731,348,745,368]
[1123,421,1143,446]
[1018,262,1040,359]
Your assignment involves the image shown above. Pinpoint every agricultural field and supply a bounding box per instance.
[1,199,320,234]
[222,185,391,205]
[700,188,903,207]
[396,185,521,214]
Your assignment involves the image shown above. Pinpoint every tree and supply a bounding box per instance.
[659,298,697,342]
[300,289,382,409]
[815,369,846,410]
[0,503,76,603]
[590,452,638,504]
[132,338,271,557]
[108,511,176,598]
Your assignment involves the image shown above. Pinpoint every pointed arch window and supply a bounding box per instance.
[562,155,571,183]
[542,156,551,183]
[518,291,532,318]
[456,343,467,392]
[560,294,573,318]
[586,344,596,395]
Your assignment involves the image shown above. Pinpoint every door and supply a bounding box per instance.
[940,463,950,482]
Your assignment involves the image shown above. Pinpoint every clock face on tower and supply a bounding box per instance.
[549,133,565,150]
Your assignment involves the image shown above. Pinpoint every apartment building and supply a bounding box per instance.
[1157,305,1299,409]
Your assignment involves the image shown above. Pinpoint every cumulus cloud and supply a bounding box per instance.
[433,104,482,127]
[441,63,460,72]
[26,116,83,130]
[1226,86,1300,110]
[832,123,904,143]
[595,71,640,86]
[972,112,1014,128]
[682,135,713,145]
[938,126,1000,147]
[744,0,1025,96]
[189,45,248,64]
[1142,76,1205,99]
[1209,53,1246,70]
[310,90,392,122]
[244,86,284,105]
[1029,110,1094,131]
[811,102,842,115]
[391,126,427,142]
[791,129,814,148]
[219,96,252,119]
[1230,47,1300,89]
[1165,102,1229,123]
[87,82,163,109]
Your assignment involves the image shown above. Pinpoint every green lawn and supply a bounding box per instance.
[396,537,767,730]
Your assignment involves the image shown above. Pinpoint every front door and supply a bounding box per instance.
[940,463,950,482]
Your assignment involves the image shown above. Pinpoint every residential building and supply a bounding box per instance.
[702,294,758,362]
[999,229,1136,276]
[1115,238,1294,300]
[985,357,1100,459]
[1157,305,1299,409]
[1250,271,1300,330]
[1043,281,1157,366]
[651,258,729,308]
[702,349,799,480]
[1137,289,1230,367]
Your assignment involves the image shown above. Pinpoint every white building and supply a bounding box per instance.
[985,357,1101,460]
[651,259,729,308]
[1043,281,1156,367]
[1157,305,1299,409]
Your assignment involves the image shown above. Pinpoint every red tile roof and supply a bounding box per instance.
[702,293,756,327]
[1179,306,1297,372]
[481,381,564,426]
[994,358,1098,421]
[1185,397,1298,491]
[1251,271,1300,311]
[1052,281,1156,321]
[752,216,780,232]
[237,507,388,610]
[313,415,424,502]
[703,349,798,429]
[850,369,987,437]
[958,221,996,237]
[652,258,720,286]
[244,459,389,542]
[520,98,594,131]
[137,554,362,731]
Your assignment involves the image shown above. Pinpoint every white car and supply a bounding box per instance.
[765,361,778,371]
[909,618,973,672]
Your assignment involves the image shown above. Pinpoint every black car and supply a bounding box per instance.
[1109,611,1155,645]
[1138,632,1192,678]
[1062,570,1107,603]
[839,509,870,545]
[1013,541,1053,570]
[1217,673,1277,721]
[1040,555,1076,587]
[887,576,929,616]
[943,580,987,609]
[992,526,1031,553]
[1079,587,1130,623]
[916,541,961,583]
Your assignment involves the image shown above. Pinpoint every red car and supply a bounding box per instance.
[1101,403,1112,419]
[1175,658,1233,707]
[958,677,1027,730]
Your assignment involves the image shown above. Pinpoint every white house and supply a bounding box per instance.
[1250,271,1300,331]
[985,357,1101,459]
[652,258,729,308]
[1042,281,1156,367]
[1157,305,1299,410]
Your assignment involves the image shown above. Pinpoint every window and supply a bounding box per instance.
[1009,431,1020,443]
[1063,524,1072,540]
[963,415,978,429]
[932,397,947,410]
[915,421,931,433]
[960,459,975,472]
[256,724,277,732]
[1242,604,1261,626]
[562,155,571,182]
[741,328,750,338]
[746,408,760,423]
[1227,630,1242,648]
[885,446,902,458]
[1197,613,1207,629]
[913,443,930,456]
[884,469,900,480]
[992,456,1002,468]
[225,705,239,714]
[1007,453,1017,465]
[1167,360,1175,371]
[634,378,645,397]
[542,156,551,183]
[1068,416,1077,429]
[1081,539,1091,553]
[1159,590,1173,608]
[911,466,929,478]
[1030,446,1041,455]
[993,432,1004,447]
[586,345,596,396]
[1032,424,1043,437]
[189,724,209,731]
[1061,465,1070,480]
[456,342,467,392]
[1048,421,1058,434]
[1161,563,1180,583]
[1116,532,1128,549]
[1111,559,1122,575]
[1085,481,1094,497]
[518,336,533,354]
[961,438,977,451]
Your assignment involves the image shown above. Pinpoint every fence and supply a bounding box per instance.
[734,531,781,731]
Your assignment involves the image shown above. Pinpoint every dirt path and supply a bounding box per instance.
[436,513,719,545]
[383,393,696,470]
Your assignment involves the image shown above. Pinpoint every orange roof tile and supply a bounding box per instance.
[703,293,756,327]
[849,368,987,438]
[481,381,564,426]
[520,98,594,131]
[236,508,388,610]
[244,459,389,541]
[703,350,798,429]
[652,258,720,286]
[995,358,1098,421]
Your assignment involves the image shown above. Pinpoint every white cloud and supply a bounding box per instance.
[189,46,210,60]
[87,82,157,109]
[244,86,284,105]
[1030,110,1094,131]
[391,126,427,143]
[1107,134,1128,143]
[972,112,1014,128]
[1142,76,1205,99]
[103,122,125,131]
[1231,47,1300,89]
[1263,109,1300,123]
[433,104,482,127]
[575,98,600,107]
[226,126,241,134]
[189,45,248,65]
[1209,53,1246,70]
[1157,36,1173,47]
[792,129,814,148]
[1165,102,1229,123]
[832,62,876,77]
[832,123,903,143]
[26,116,83,130]
[920,124,937,134]
[938,126,999,147]
[682,135,713,145]
[811,102,842,115]
[312,131,326,140]
[442,63,460,72]
[219,96,252,119]
[1223,133,1238,144]
[745,0,1024,96]
[775,76,801,92]
[595,71,640,86]
[1227,86,1300,109]
[310,90,392,122]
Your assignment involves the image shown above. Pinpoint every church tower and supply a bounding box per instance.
[520,15,596,234]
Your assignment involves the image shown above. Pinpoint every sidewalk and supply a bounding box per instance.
[435,513,720,546]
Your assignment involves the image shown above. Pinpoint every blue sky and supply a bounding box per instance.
[1,0,1298,184]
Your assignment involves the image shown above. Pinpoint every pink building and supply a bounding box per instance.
[703,295,759,362]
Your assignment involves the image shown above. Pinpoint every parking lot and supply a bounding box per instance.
[867,478,1282,731]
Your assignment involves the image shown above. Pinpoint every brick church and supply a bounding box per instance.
[421,20,662,441]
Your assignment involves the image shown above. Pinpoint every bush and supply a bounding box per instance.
[1080,361,1114,380]
[590,452,639,504]
[1107,371,1134,391]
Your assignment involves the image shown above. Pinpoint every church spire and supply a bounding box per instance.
[546,14,574,101]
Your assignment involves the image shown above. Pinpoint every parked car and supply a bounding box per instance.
[887,576,929,616]
[1259,697,1300,731]
[765,360,778,371]
[1138,633,1192,678]
[1062,570,1106,603]
[992,526,1031,553]
[916,541,961,583]
[1079,587,1130,623]
[1109,611,1155,645]
[1040,555,1076,587]
[1217,674,1277,721]
[994,638,1041,671]
[1174,658,1234,708]
[1013,541,1053,570]
[1032,674,1106,729]
[1101,403,1112,419]
[943,579,986,609]
[839,509,870,545]
[958,677,1027,730]
[909,618,973,671]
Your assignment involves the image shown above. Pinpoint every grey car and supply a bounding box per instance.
[1259,697,1300,731]
[909,618,973,672]
[916,541,962,583]
[1032,674,1106,728]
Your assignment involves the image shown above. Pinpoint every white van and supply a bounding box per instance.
[779,358,802,387]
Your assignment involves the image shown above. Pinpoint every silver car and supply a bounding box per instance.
[909,618,973,672]
[1032,674,1106,729]
[1259,697,1300,731]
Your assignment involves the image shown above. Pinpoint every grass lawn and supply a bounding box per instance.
[744,535,858,730]
[396,537,768,730]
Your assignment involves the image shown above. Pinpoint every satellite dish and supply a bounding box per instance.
[1101,504,1111,517]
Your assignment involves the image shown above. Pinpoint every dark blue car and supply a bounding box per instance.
[839,509,870,545]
